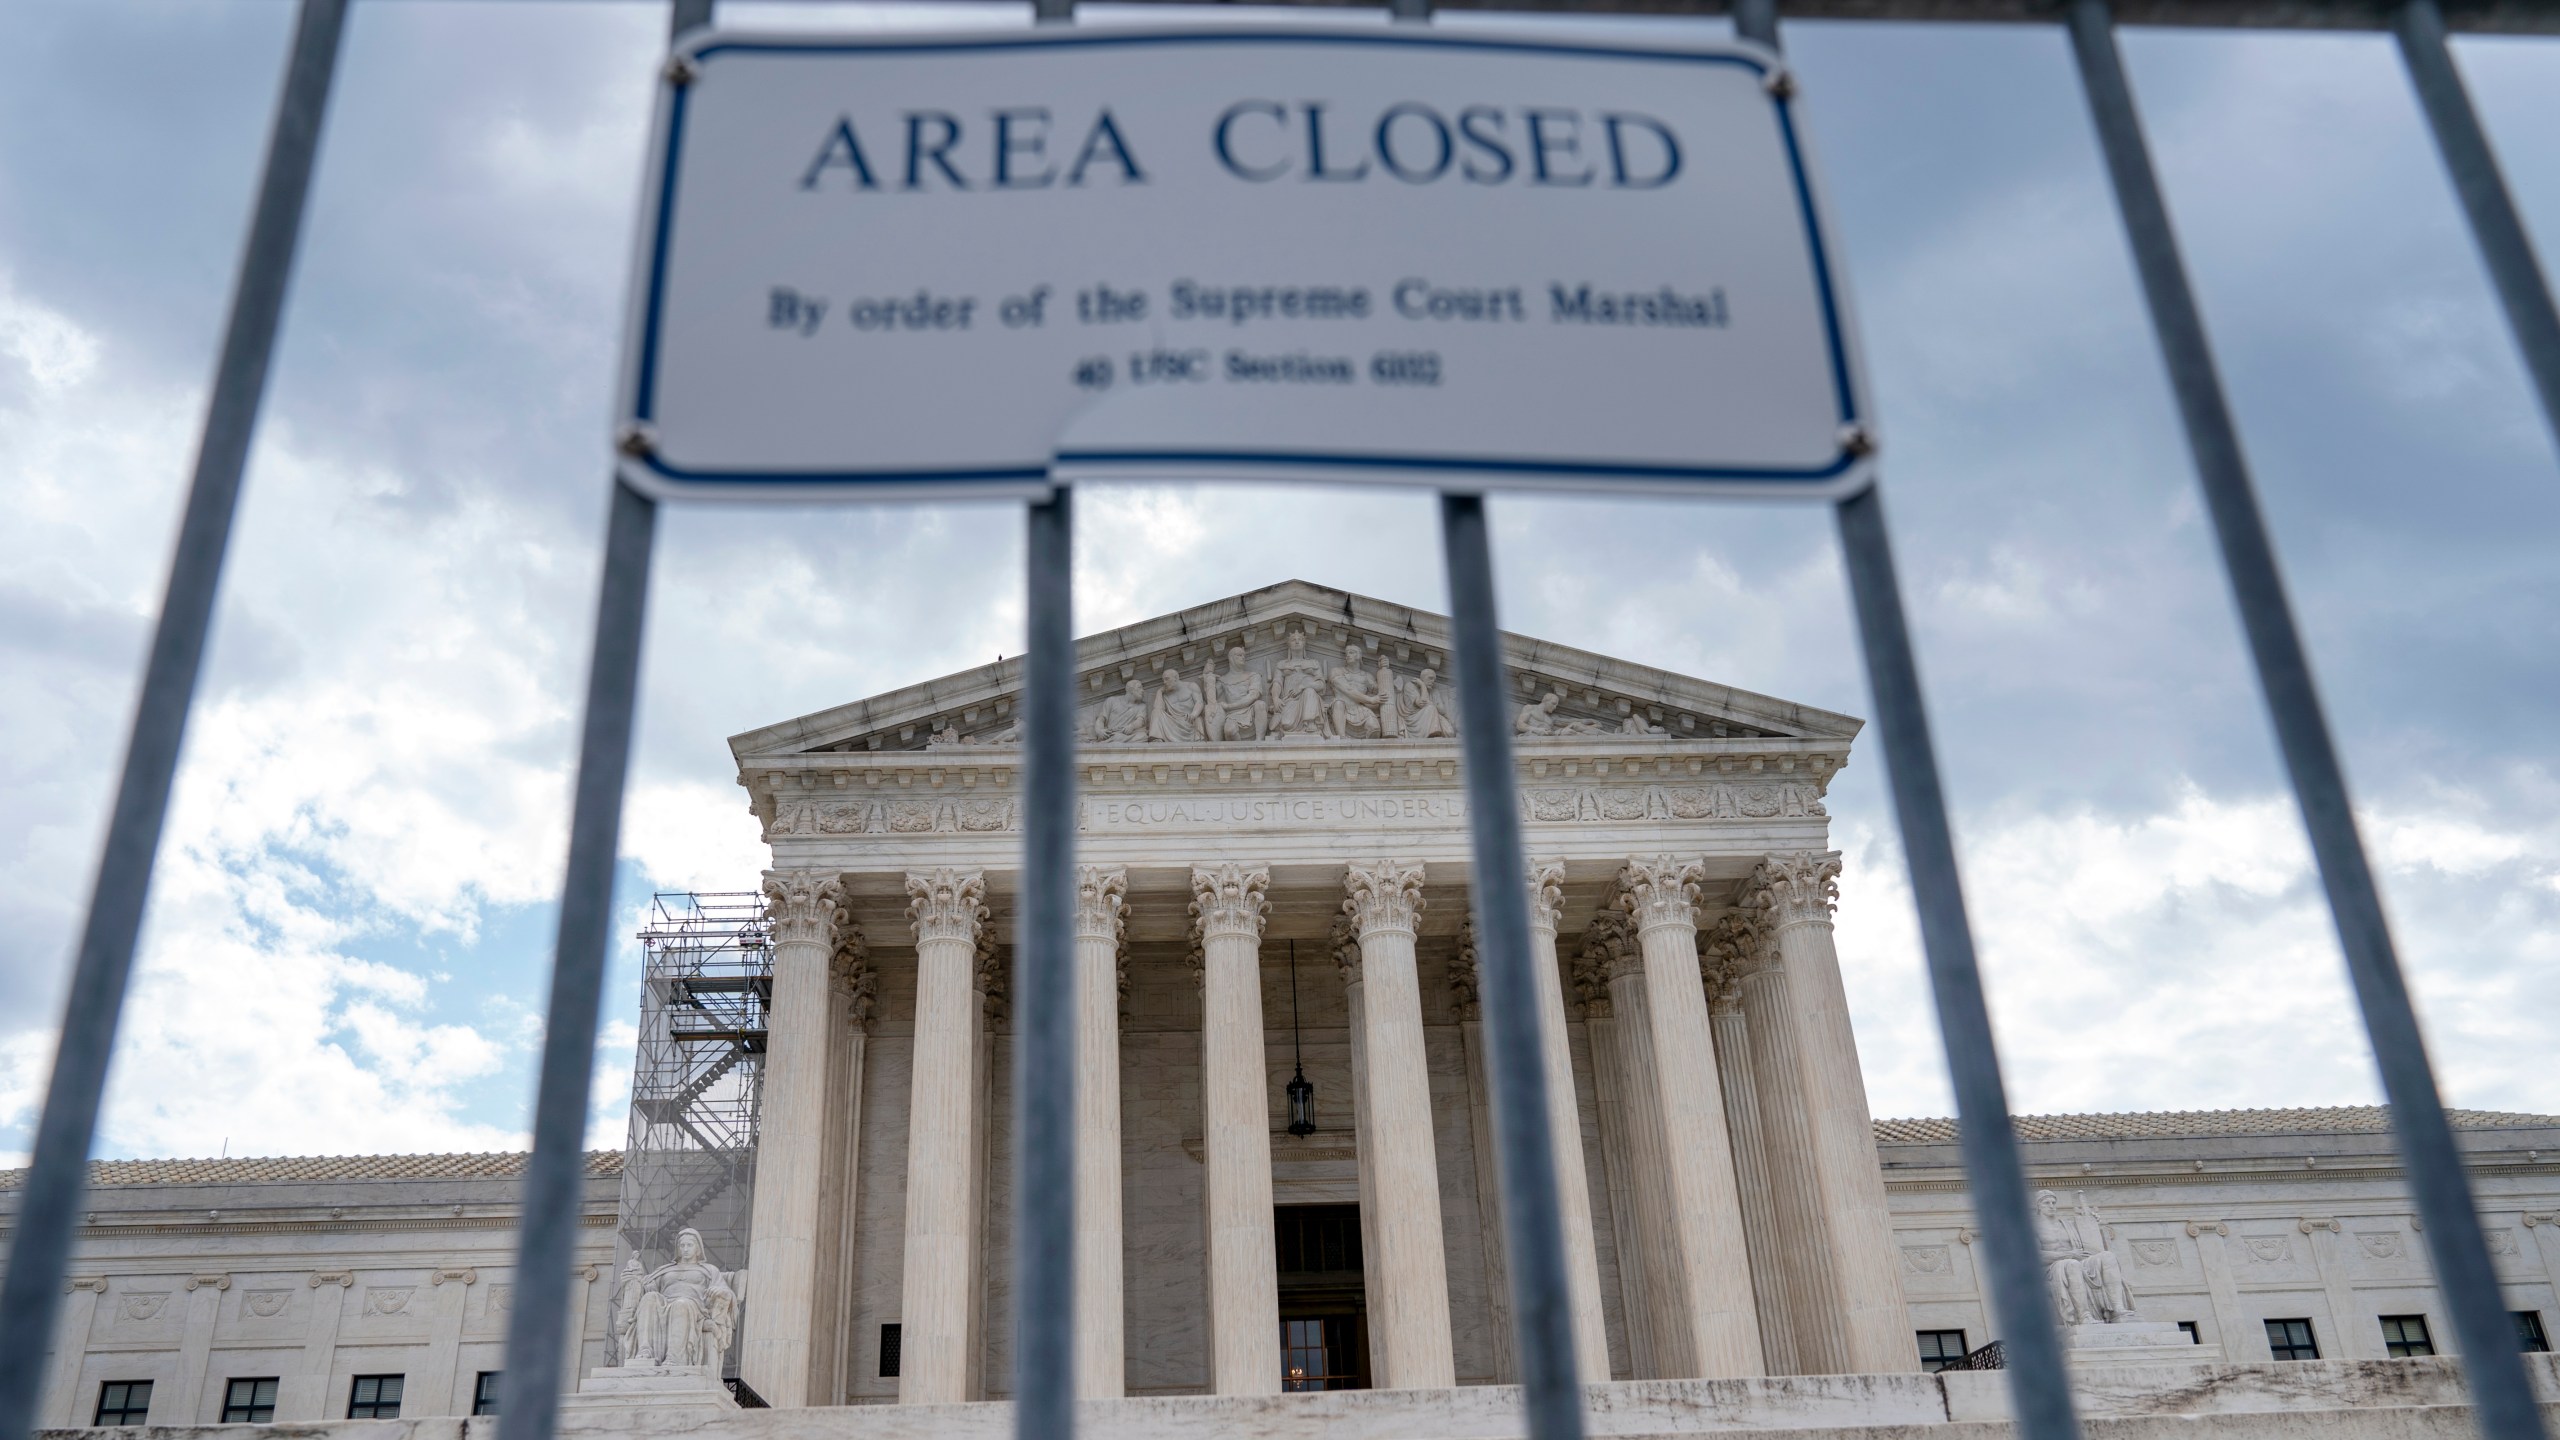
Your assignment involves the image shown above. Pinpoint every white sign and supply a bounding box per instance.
[615,23,1877,501]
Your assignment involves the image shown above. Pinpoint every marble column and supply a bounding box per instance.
[744,868,844,1406]
[44,1276,107,1426]
[1699,916,1798,1377]
[820,934,876,1403]
[1572,924,1650,1381]
[1074,866,1130,1398]
[899,868,988,1405]
[1450,924,1517,1382]
[1754,852,1914,1374]
[1593,911,1680,1377]
[2300,1219,2372,1358]
[1193,864,1282,1394]
[2187,1222,2253,1360]
[1620,856,1762,1378]
[1525,862,1616,1383]
[1342,860,1456,1389]
[1332,914,1389,1386]
[1730,915,1849,1374]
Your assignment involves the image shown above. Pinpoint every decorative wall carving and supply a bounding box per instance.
[2242,1236,2292,1264]
[831,918,876,1031]
[2129,1240,2178,1268]
[1188,864,1268,944]
[2356,1231,2404,1259]
[119,1293,169,1321]
[1342,860,1427,939]
[905,869,987,946]
[1450,921,1480,1022]
[1525,783,1824,825]
[367,1286,414,1315]
[1749,851,1843,929]
[244,1290,291,1318]
[1900,1245,1952,1275]
[1329,913,1362,984]
[1619,855,1703,933]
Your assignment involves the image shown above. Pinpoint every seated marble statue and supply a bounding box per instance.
[1269,631,1328,738]
[1082,677,1152,743]
[1207,647,1268,741]
[1516,690,1606,737]
[1148,664,1208,743]
[1328,643,1395,739]
[611,1228,738,1368]
[1399,667,1456,739]
[2037,1189,2138,1325]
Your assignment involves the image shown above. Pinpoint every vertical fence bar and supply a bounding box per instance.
[0,3,350,1435]
[2062,5,2547,1436]
[1741,5,2081,1431]
[2390,0,2560,456]
[491,3,706,1434]
[1440,494,1584,1440]
[1834,491,2083,1440]
[1015,487,1079,1440]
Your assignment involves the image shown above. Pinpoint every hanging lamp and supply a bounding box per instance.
[1286,939,1317,1136]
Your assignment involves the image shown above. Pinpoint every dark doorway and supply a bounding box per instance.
[1275,1203,1370,1390]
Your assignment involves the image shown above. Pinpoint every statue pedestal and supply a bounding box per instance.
[562,1362,739,1417]
[2063,1320,2202,1367]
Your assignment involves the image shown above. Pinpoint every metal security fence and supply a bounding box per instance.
[0,7,2553,1440]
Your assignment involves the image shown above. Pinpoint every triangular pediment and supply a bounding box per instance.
[727,580,1859,763]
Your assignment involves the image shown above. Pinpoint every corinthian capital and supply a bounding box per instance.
[1343,859,1427,938]
[1526,860,1566,935]
[832,920,877,1030]
[905,868,987,946]
[1330,912,1363,983]
[1752,851,1843,928]
[1573,911,1636,1013]
[1617,855,1704,934]
[1076,865,1129,945]
[763,869,842,948]
[1698,910,1762,1009]
[1450,921,1480,1021]
[1189,863,1271,944]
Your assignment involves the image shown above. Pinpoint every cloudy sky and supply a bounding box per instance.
[3,0,2556,1163]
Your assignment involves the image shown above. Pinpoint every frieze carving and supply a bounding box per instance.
[1343,860,1427,939]
[2241,1235,2291,1264]
[119,1293,170,1321]
[905,869,987,946]
[1619,855,1704,933]
[367,1286,415,1315]
[1075,629,1467,745]
[1901,1245,1952,1276]
[2128,1240,2178,1268]
[1189,864,1269,944]
[2356,1231,2404,1260]
[768,778,1824,841]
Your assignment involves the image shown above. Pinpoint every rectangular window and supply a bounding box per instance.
[222,1379,279,1424]
[473,1372,502,1416]
[347,1375,405,1419]
[2518,1312,2551,1354]
[2177,1321,2202,1345]
[2380,1315,2434,1358]
[880,1323,902,1378]
[1915,1330,1969,1372]
[1280,1315,1361,1390]
[2265,1319,2320,1361]
[93,1382,152,1427]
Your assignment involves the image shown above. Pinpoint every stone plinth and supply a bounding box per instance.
[2062,1321,2204,1367]
[560,1363,739,1417]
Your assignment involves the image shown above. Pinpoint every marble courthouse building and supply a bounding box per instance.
[16,580,2560,1432]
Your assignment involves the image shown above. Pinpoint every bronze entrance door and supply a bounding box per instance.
[1275,1203,1370,1390]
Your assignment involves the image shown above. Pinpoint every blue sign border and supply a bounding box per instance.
[617,26,1872,500]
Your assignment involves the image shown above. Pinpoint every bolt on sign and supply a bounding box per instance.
[615,23,1877,501]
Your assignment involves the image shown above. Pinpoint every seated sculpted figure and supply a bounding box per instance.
[1207,647,1267,741]
[611,1228,738,1368]
[2036,1189,2138,1325]
[1148,663,1208,743]
[1399,667,1456,739]
[1082,676,1152,743]
[1328,643,1395,739]
[1269,631,1327,738]
[1516,690,1607,737]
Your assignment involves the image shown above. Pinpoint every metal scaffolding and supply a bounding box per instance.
[610,890,771,1372]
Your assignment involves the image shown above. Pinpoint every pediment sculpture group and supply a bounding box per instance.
[1070,630,1668,745]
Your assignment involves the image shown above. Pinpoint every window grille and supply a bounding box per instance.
[222,1379,279,1424]
[1916,1330,1969,1372]
[91,1382,150,1428]
[2382,1316,2436,1359]
[348,1375,405,1419]
[0,8,2551,1440]
[2266,1320,2321,1362]
[880,1323,903,1379]
[474,1372,503,1416]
